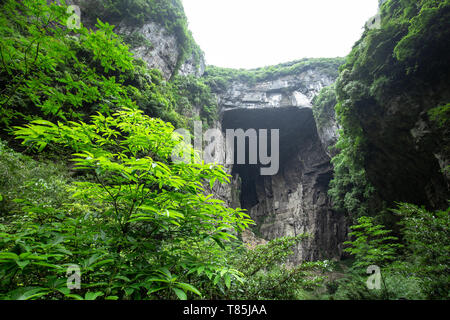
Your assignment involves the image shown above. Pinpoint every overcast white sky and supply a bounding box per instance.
[182,0,379,69]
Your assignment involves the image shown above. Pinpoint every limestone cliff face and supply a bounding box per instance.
[332,0,450,211]
[218,69,334,112]
[116,22,205,79]
[211,68,348,263]
[70,0,205,80]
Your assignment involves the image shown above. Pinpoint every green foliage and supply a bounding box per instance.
[428,103,450,128]
[328,129,376,218]
[172,75,218,126]
[1,0,447,302]
[330,203,449,300]
[0,140,70,217]
[228,235,331,300]
[344,216,402,269]
[123,67,219,129]
[392,203,450,299]
[77,0,204,73]
[329,0,450,220]
[393,0,450,75]
[330,270,424,300]
[121,31,153,49]
[188,235,331,300]
[0,0,216,135]
[0,0,134,128]
[123,64,188,128]
[0,107,254,300]
[428,103,450,176]
[330,216,403,300]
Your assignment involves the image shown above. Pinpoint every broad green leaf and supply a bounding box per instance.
[224,274,231,289]
[84,292,104,300]
[213,274,221,286]
[172,287,187,300]
[176,283,201,297]
[0,252,19,260]
[13,287,50,300]
[147,287,165,296]
[66,294,84,300]
[16,260,30,269]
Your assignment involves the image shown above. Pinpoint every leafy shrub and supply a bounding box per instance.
[0,107,254,300]
[228,236,331,300]
[331,270,424,300]
[0,0,217,136]
[189,235,331,300]
[0,140,70,217]
[393,203,450,299]
[0,0,134,129]
[76,0,204,73]
[344,216,402,269]
[330,203,449,300]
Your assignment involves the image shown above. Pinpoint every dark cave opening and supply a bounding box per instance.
[221,106,318,210]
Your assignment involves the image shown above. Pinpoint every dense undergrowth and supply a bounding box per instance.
[75,0,204,73]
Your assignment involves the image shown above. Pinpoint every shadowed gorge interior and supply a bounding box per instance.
[222,107,318,210]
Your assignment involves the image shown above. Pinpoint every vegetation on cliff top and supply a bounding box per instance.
[204,57,346,91]
[76,0,204,74]
[0,0,448,301]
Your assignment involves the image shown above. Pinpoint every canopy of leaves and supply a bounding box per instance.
[1,107,254,300]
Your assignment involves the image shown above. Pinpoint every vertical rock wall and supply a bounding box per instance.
[214,68,349,263]
[69,0,205,80]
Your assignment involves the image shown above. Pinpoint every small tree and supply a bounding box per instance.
[343,216,403,299]
[8,107,254,299]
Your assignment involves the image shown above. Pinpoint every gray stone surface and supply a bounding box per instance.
[218,69,335,112]
[117,22,180,80]
[116,22,205,80]
[212,69,348,263]
[69,0,205,80]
